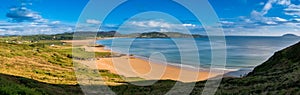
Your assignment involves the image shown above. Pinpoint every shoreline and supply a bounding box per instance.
[64,39,228,82]
[98,40,238,74]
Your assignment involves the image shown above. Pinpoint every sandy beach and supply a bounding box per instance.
[64,39,222,82]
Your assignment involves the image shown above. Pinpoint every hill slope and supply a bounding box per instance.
[213,41,300,94]
[248,41,300,76]
[0,36,299,94]
[0,40,116,95]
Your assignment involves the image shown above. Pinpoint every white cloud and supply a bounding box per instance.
[261,0,275,15]
[0,0,75,35]
[274,17,288,22]
[6,6,48,23]
[0,22,74,35]
[0,29,5,32]
[128,20,171,28]
[220,21,234,24]
[249,11,286,25]
[259,2,265,6]
[244,0,291,26]
[51,21,61,24]
[221,23,300,36]
[182,24,196,27]
[284,4,300,16]
[265,21,278,25]
[220,16,300,36]
[121,20,175,33]
[117,20,200,34]
[210,0,298,36]
[277,0,291,5]
[219,10,300,36]
[258,0,291,16]
[293,18,300,21]
[251,10,264,20]
[86,19,101,24]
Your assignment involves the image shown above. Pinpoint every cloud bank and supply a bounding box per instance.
[116,19,200,34]
[86,19,101,24]
[1,0,300,36]
[219,0,300,36]
[0,0,74,35]
[6,6,47,23]
[0,21,73,35]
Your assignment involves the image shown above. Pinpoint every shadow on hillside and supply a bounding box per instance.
[0,73,83,95]
[0,72,196,95]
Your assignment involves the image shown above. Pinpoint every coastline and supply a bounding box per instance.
[64,39,226,82]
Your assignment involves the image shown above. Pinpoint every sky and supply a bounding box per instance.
[0,0,300,36]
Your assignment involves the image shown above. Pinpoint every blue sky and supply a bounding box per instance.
[0,0,300,36]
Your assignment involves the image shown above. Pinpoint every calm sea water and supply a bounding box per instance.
[97,36,300,76]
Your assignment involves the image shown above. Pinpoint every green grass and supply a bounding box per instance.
[0,35,299,95]
[72,48,111,60]
[0,38,124,94]
[0,41,77,84]
[0,73,83,95]
[0,76,41,95]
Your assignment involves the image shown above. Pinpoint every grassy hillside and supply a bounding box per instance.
[0,38,121,94]
[0,73,82,95]
[0,40,81,94]
[0,35,299,94]
[214,41,300,94]
[248,41,300,76]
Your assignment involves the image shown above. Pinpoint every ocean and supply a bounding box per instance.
[97,36,300,77]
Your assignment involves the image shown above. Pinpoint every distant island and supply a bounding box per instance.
[138,32,169,38]
[136,32,203,38]
[282,34,299,38]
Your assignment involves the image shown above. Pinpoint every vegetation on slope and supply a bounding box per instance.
[0,40,82,94]
[0,34,299,94]
[0,73,82,95]
[214,41,300,94]
[0,38,121,95]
